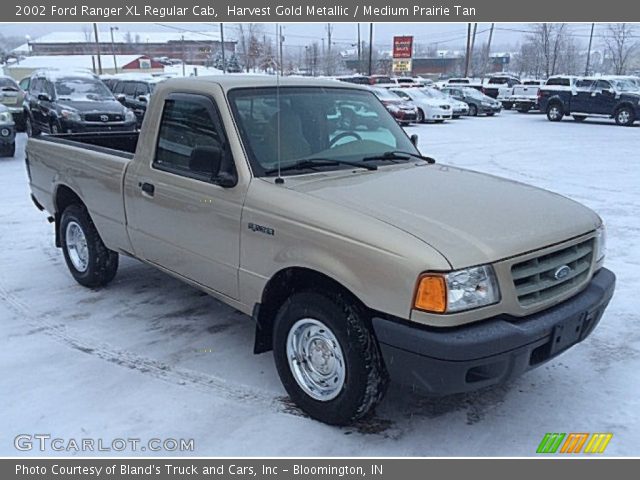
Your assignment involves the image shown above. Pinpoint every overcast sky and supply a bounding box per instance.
[0,22,605,51]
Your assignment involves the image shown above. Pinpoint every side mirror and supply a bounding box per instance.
[37,93,51,102]
[116,94,126,104]
[137,95,148,103]
[189,145,237,188]
[410,134,419,147]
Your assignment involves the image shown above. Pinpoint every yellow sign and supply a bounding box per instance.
[392,59,412,74]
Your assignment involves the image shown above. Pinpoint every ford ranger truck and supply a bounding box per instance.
[26,76,616,426]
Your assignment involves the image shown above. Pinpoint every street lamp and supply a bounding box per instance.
[110,26,119,73]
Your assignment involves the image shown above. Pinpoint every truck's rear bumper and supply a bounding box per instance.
[372,268,615,395]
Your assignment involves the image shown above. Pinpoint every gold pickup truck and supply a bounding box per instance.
[26,76,615,425]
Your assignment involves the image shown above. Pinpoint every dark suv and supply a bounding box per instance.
[111,77,165,127]
[539,77,640,126]
[25,71,137,136]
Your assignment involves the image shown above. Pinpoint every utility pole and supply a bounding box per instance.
[181,35,186,77]
[585,23,595,76]
[326,23,333,76]
[469,23,478,75]
[220,23,226,74]
[357,24,361,74]
[279,26,284,76]
[93,23,103,75]
[368,23,374,76]
[109,26,119,74]
[484,23,495,75]
[464,23,472,77]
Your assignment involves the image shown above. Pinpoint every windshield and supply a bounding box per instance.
[54,77,114,101]
[370,87,400,101]
[611,79,637,92]
[463,87,484,99]
[228,87,419,177]
[420,88,447,99]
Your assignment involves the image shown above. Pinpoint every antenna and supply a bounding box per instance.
[275,23,284,185]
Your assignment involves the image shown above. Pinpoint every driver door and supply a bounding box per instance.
[591,80,617,115]
[124,91,244,299]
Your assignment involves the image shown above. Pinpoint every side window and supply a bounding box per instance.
[123,82,137,96]
[31,78,43,93]
[19,77,30,91]
[596,80,611,91]
[43,80,55,98]
[154,94,226,180]
[135,83,149,96]
[112,82,124,94]
[576,80,594,90]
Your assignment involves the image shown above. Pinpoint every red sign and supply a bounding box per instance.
[393,36,413,59]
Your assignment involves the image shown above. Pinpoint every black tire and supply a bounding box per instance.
[469,104,478,116]
[518,103,532,113]
[614,106,635,127]
[416,108,424,123]
[573,115,587,122]
[502,102,513,110]
[25,115,40,137]
[50,120,62,135]
[273,291,388,426]
[60,204,119,288]
[546,103,564,122]
[435,119,445,123]
[486,112,495,116]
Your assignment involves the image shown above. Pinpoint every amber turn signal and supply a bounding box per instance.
[414,274,447,313]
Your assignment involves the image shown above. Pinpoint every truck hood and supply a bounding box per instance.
[286,164,600,268]
[57,100,125,114]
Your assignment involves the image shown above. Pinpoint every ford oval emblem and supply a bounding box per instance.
[554,265,571,280]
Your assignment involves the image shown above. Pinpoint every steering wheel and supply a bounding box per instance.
[330,131,362,147]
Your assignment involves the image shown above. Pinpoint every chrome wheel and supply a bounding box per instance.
[617,109,631,125]
[25,117,32,137]
[65,221,89,272]
[286,318,346,401]
[548,105,562,120]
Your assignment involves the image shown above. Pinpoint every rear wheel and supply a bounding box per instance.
[50,121,62,135]
[469,104,478,116]
[0,142,15,158]
[25,115,40,137]
[614,106,635,127]
[416,108,424,123]
[60,204,119,288]
[502,102,513,110]
[273,291,388,425]
[546,103,564,122]
[518,103,532,113]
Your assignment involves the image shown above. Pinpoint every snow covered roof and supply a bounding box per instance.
[27,31,224,45]
[5,55,159,71]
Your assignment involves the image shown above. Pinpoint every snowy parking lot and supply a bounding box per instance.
[1,111,639,456]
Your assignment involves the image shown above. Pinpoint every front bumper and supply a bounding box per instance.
[59,119,137,133]
[372,268,615,395]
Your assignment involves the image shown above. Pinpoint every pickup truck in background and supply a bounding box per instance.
[26,76,615,425]
[482,74,521,108]
[539,76,640,126]
[509,80,546,113]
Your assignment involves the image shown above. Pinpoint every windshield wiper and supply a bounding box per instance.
[362,151,436,164]
[264,158,377,176]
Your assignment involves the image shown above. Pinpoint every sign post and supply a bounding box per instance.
[392,35,413,75]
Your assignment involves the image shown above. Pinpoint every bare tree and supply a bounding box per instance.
[236,24,263,72]
[603,23,638,75]
[530,23,567,77]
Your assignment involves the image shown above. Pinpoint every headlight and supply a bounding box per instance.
[414,265,501,313]
[595,224,606,263]
[0,111,13,123]
[125,109,136,122]
[60,109,81,122]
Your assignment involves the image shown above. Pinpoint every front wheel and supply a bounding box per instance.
[469,104,478,116]
[502,102,513,110]
[25,115,40,137]
[546,103,564,122]
[614,106,635,127]
[273,291,388,425]
[60,204,119,288]
[416,108,424,123]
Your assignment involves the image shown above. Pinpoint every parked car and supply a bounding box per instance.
[0,75,26,131]
[336,75,371,85]
[370,87,418,125]
[24,71,137,136]
[539,77,640,126]
[441,86,502,116]
[420,87,469,118]
[26,75,615,426]
[112,76,166,127]
[483,74,521,107]
[509,80,546,113]
[0,104,16,157]
[390,88,453,123]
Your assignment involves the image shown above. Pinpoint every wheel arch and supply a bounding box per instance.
[53,184,87,247]
[252,267,369,354]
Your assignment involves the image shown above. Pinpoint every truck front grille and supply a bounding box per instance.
[511,239,594,307]
[84,113,124,122]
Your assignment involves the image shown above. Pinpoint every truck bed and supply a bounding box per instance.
[36,131,140,159]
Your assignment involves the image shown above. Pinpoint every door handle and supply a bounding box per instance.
[139,182,155,196]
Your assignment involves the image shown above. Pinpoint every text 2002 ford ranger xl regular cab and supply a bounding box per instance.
[26,76,615,425]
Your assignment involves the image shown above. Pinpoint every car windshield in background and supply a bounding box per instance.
[371,87,400,101]
[228,87,418,177]
[54,77,114,101]
[420,88,447,99]
[464,88,484,98]
[611,80,636,92]
[0,78,19,91]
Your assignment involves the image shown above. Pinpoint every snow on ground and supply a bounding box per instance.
[1,111,639,457]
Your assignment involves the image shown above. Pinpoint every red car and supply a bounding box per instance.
[370,87,418,125]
